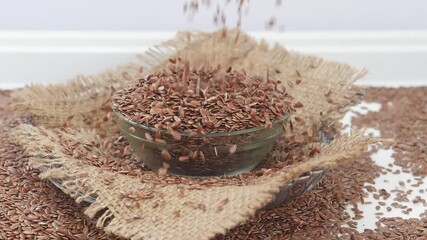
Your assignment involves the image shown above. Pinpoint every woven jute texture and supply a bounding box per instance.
[11,29,374,240]
[12,63,144,129]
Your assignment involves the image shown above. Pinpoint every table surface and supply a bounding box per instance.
[341,101,426,232]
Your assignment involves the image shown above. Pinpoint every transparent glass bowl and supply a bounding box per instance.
[113,108,289,177]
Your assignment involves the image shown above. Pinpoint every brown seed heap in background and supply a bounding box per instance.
[113,60,295,133]
[1,86,427,238]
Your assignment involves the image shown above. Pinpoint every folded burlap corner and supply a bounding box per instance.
[12,29,374,240]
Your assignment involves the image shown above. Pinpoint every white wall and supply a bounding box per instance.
[0,0,426,31]
[1,31,426,89]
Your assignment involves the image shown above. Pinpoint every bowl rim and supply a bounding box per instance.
[112,106,291,137]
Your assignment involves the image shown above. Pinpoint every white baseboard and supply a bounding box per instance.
[0,30,426,89]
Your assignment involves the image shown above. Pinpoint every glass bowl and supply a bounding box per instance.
[46,167,327,210]
[113,108,290,177]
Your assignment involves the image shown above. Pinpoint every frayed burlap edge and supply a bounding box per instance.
[12,124,375,240]
[11,63,145,129]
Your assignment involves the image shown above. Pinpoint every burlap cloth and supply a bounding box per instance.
[11,29,376,240]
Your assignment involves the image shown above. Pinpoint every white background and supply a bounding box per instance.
[0,0,426,31]
[1,30,427,89]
